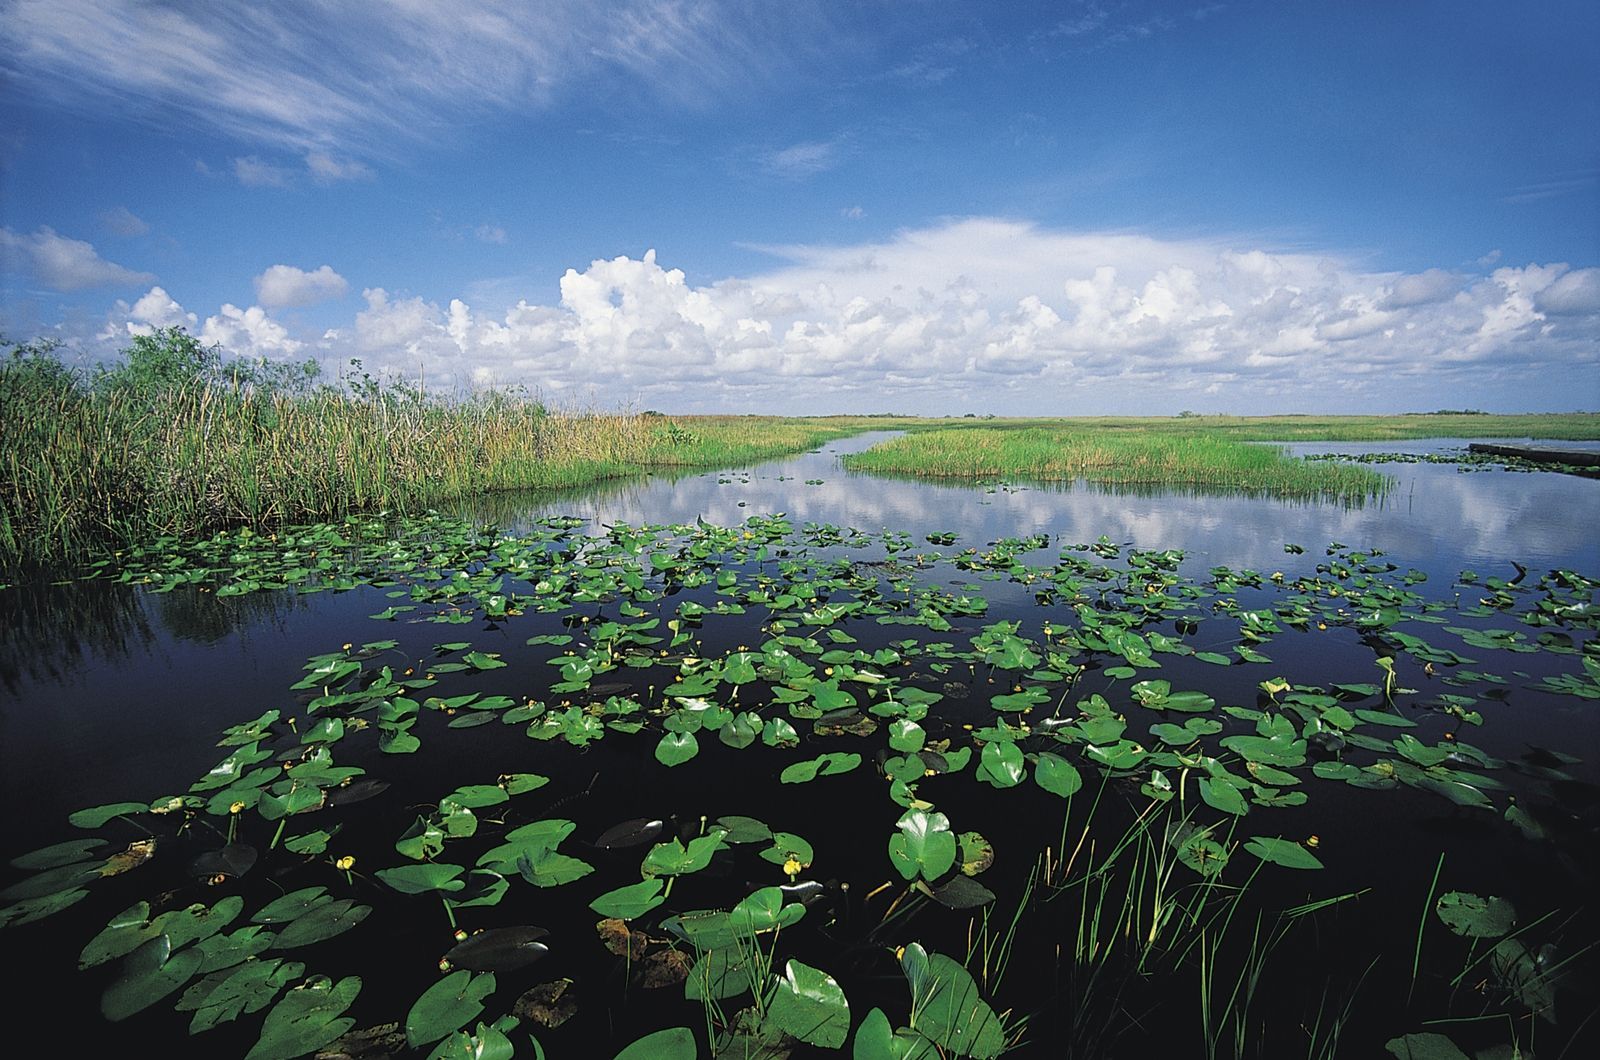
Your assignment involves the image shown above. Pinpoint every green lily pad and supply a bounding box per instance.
[766,958,850,1048]
[1243,836,1323,870]
[269,898,371,949]
[1435,892,1516,938]
[590,879,666,920]
[245,974,362,1060]
[888,809,957,882]
[1033,752,1082,798]
[377,863,467,894]
[406,970,498,1049]
[101,934,205,1021]
[613,1026,697,1060]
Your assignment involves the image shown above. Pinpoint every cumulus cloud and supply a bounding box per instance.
[99,286,199,341]
[99,286,300,359]
[253,265,350,308]
[200,303,303,358]
[1536,267,1600,315]
[92,220,1599,413]
[1382,268,1459,308]
[1,226,155,290]
[100,206,150,237]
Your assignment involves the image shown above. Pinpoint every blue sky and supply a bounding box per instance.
[2,0,1596,414]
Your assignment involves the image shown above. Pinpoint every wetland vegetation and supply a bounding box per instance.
[3,502,1598,1057]
[1,330,1597,1059]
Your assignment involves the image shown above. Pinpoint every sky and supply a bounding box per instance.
[1,0,1597,415]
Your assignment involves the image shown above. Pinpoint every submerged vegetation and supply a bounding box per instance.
[843,427,1393,498]
[2,509,1596,1057]
[0,332,866,574]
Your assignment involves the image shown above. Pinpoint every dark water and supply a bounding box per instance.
[1,433,1595,1058]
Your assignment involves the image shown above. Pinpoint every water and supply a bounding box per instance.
[1,434,1595,1058]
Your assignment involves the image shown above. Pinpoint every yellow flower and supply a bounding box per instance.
[335,855,356,871]
[782,857,803,878]
[229,801,246,815]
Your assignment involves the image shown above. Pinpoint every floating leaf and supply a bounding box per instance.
[595,819,665,850]
[1384,1032,1471,1060]
[589,879,666,920]
[766,958,850,1048]
[903,947,1006,1058]
[888,809,957,882]
[377,863,467,894]
[180,957,303,1034]
[655,731,700,767]
[642,832,726,877]
[245,974,361,1060]
[10,838,106,871]
[101,934,204,1021]
[780,752,862,783]
[1199,776,1249,816]
[613,1027,697,1060]
[68,801,147,829]
[446,927,549,972]
[1033,753,1082,798]
[269,898,371,949]
[406,970,498,1049]
[1244,836,1323,870]
[1435,892,1516,939]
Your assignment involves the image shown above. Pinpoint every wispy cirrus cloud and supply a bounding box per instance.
[1503,172,1598,204]
[760,139,845,179]
[1047,1,1223,47]
[1,1,833,163]
[99,206,150,237]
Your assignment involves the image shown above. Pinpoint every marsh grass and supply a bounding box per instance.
[0,333,858,573]
[843,426,1393,497]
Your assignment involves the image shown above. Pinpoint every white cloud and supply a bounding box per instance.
[1,225,156,291]
[305,151,373,183]
[233,156,293,187]
[253,265,349,308]
[762,140,841,178]
[87,220,1599,413]
[99,286,199,341]
[841,206,865,220]
[200,304,303,359]
[1,2,829,160]
[1382,268,1459,308]
[100,206,150,237]
[99,287,300,359]
[474,225,508,245]
[1536,267,1600,315]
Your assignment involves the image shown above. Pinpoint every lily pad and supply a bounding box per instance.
[406,970,498,1049]
[1435,891,1516,939]
[766,958,850,1048]
[1243,836,1323,870]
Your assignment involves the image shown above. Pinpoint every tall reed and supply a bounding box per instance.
[0,332,856,574]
